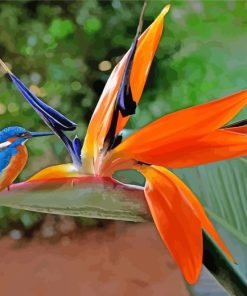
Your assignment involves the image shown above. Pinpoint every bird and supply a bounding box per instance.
[0,126,53,191]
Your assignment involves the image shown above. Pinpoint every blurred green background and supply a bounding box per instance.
[0,0,247,237]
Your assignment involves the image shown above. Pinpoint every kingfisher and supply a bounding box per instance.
[0,126,53,191]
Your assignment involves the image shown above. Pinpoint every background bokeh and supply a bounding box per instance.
[0,0,247,236]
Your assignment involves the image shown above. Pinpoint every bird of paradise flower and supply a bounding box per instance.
[1,4,247,284]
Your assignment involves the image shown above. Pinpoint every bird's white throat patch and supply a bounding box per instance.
[0,141,11,149]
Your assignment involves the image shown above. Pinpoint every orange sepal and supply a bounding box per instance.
[82,5,170,165]
[159,128,247,168]
[123,128,247,168]
[153,167,234,262]
[28,164,80,181]
[116,5,171,134]
[114,89,247,167]
[138,165,203,284]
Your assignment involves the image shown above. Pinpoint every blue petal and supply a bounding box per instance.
[72,136,82,162]
[8,72,82,167]
[56,130,82,167]
[103,5,146,151]
[10,74,76,131]
[104,33,139,150]
[116,36,138,117]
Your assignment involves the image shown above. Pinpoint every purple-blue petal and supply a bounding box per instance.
[10,73,77,131]
[8,72,82,167]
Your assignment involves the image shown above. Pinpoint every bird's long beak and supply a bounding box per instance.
[29,131,54,138]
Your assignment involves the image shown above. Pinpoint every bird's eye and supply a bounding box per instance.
[17,132,28,138]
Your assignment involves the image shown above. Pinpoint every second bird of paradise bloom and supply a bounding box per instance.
[2,4,247,284]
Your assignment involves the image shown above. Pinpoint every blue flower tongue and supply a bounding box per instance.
[2,64,82,167]
[103,37,139,150]
[117,35,138,117]
[104,3,147,150]
[116,3,146,117]
[72,136,82,157]
[9,73,76,131]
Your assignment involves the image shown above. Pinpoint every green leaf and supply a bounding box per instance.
[0,177,149,223]
[202,231,247,296]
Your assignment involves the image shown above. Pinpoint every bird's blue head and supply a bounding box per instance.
[0,126,53,149]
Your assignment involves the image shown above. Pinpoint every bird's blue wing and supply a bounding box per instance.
[0,150,12,177]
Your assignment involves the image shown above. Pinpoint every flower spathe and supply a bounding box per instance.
[2,4,247,284]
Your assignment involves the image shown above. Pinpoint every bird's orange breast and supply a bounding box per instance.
[0,145,28,191]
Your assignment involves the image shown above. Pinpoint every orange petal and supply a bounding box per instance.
[116,5,171,134]
[161,129,247,168]
[138,165,203,284]
[122,129,247,168]
[114,89,247,166]
[151,167,234,262]
[28,164,80,181]
[82,5,170,168]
